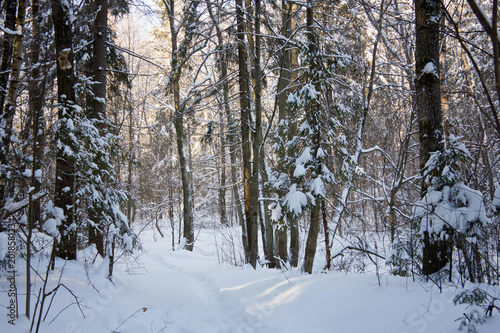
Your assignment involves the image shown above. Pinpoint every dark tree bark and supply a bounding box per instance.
[236,0,253,264]
[302,0,322,275]
[5,0,28,317]
[218,139,227,226]
[415,0,448,275]
[0,0,16,116]
[303,200,321,274]
[287,4,299,269]
[92,0,108,117]
[3,0,25,126]
[87,0,109,258]
[51,0,78,260]
[164,0,198,251]
[247,0,262,269]
[415,0,444,193]
[322,200,331,270]
[27,0,46,232]
[275,0,295,268]
[0,0,18,225]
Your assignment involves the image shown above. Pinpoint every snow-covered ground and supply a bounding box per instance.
[1,222,499,333]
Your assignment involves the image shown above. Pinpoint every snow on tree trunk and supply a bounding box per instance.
[415,0,448,276]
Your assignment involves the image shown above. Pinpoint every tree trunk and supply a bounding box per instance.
[303,200,321,274]
[174,113,194,250]
[27,0,45,233]
[165,0,198,251]
[236,0,253,264]
[26,0,44,311]
[247,0,263,269]
[92,0,107,117]
[275,227,288,267]
[287,2,300,269]
[87,0,108,257]
[3,0,26,143]
[219,138,227,225]
[6,0,29,317]
[439,22,450,136]
[302,0,322,274]
[415,0,444,193]
[51,0,78,260]
[415,0,447,275]
[0,0,18,222]
[0,0,17,116]
[322,200,331,270]
[127,97,134,225]
[274,0,294,268]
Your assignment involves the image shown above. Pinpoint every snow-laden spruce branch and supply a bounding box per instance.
[2,191,47,218]
[413,184,497,274]
[0,25,22,36]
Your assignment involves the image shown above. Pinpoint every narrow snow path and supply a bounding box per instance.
[142,245,278,333]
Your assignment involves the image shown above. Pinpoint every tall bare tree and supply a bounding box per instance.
[163,0,200,251]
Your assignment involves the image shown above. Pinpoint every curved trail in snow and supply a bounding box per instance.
[143,247,277,333]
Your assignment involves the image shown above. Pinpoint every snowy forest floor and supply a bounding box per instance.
[2,221,500,333]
